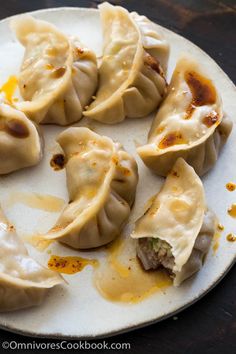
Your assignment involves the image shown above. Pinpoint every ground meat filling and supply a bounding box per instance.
[137,237,175,272]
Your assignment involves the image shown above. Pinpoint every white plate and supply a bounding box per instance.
[0,7,235,339]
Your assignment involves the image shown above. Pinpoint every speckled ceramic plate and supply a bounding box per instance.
[0,7,235,339]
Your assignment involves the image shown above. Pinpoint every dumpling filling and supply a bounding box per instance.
[137,237,175,272]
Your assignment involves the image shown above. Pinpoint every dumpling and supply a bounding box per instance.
[43,127,138,249]
[83,2,169,124]
[131,158,217,286]
[130,12,169,74]
[11,15,97,125]
[0,103,43,174]
[137,55,233,176]
[0,207,63,312]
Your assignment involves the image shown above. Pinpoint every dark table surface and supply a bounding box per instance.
[0,1,235,353]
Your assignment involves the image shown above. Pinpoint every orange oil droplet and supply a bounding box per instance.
[48,255,98,274]
[0,76,18,104]
[226,182,236,192]
[226,233,236,242]
[228,204,236,218]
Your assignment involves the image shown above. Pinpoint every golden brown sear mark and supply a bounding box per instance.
[171,170,180,177]
[158,132,187,149]
[117,165,131,176]
[185,71,216,119]
[5,119,29,138]
[202,112,219,128]
[75,47,84,58]
[144,53,163,77]
[45,63,54,70]
[186,71,216,106]
[51,66,66,79]
[50,153,66,171]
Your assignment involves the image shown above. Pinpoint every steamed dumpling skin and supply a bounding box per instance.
[43,127,138,249]
[0,104,43,174]
[130,12,169,74]
[174,209,216,286]
[132,158,217,286]
[84,2,169,124]
[138,55,233,176]
[0,207,63,312]
[11,16,98,125]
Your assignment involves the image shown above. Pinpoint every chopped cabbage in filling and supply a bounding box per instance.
[137,237,175,271]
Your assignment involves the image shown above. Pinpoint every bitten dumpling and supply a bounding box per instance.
[11,16,97,125]
[132,158,217,286]
[83,2,169,124]
[43,127,138,249]
[0,104,43,174]
[0,207,63,312]
[137,56,233,176]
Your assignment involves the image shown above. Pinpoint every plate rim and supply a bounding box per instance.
[0,6,235,340]
[0,260,235,340]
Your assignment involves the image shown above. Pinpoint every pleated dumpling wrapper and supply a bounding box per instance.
[0,207,64,312]
[43,127,138,249]
[11,15,97,125]
[0,104,43,174]
[84,2,169,124]
[131,158,217,286]
[137,55,233,176]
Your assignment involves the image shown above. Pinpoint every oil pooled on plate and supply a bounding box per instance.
[94,235,172,303]
[5,191,65,212]
[48,255,98,274]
